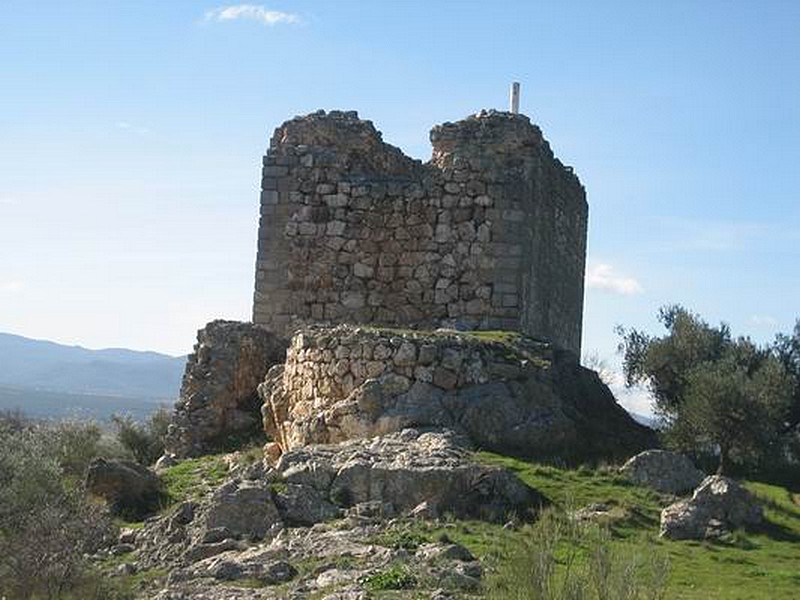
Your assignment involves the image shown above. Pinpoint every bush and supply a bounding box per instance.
[360,564,418,591]
[487,508,669,600]
[112,406,170,466]
[0,424,115,599]
[50,418,104,479]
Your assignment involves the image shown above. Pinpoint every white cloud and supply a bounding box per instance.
[1,281,24,293]
[586,263,643,295]
[750,315,778,328]
[116,121,150,135]
[204,5,300,26]
[604,369,656,418]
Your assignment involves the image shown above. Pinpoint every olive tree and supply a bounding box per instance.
[618,305,794,474]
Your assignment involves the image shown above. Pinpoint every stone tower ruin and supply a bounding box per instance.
[252,109,587,355]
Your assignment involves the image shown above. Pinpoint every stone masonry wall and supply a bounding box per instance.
[260,325,657,461]
[253,109,587,354]
[261,325,558,452]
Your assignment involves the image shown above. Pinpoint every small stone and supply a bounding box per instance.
[373,343,392,360]
[433,367,458,390]
[264,442,283,465]
[393,341,417,366]
[341,292,365,309]
[353,263,374,278]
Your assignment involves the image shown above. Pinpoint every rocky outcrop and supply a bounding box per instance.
[86,458,163,519]
[146,522,483,599]
[261,325,655,462]
[274,428,545,522]
[660,475,763,540]
[140,429,542,571]
[164,320,287,458]
[620,450,705,495]
[124,429,540,598]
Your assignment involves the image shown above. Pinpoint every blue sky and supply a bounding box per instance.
[1,1,798,413]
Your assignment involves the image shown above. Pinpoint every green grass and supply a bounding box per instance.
[360,564,418,591]
[356,327,552,369]
[369,524,432,550]
[467,453,800,599]
[159,453,228,505]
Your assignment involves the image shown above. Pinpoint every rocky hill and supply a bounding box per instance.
[78,320,797,599]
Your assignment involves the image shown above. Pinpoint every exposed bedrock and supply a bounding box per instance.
[260,325,655,462]
[164,320,288,458]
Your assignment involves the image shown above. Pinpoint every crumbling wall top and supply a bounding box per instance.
[430,110,543,166]
[254,108,588,354]
[269,109,418,177]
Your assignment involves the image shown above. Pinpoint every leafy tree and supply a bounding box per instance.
[617,305,731,416]
[668,355,792,473]
[773,319,800,431]
[618,306,794,474]
[112,406,170,466]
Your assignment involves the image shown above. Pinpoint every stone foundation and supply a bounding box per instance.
[260,325,655,461]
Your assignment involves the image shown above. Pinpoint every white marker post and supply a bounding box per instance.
[509,81,520,114]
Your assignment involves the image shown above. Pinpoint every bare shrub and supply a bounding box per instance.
[487,508,669,600]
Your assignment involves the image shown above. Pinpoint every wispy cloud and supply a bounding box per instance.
[750,315,778,328]
[586,263,643,295]
[0,281,24,293]
[116,121,150,135]
[609,376,655,418]
[204,5,300,26]
[683,221,770,252]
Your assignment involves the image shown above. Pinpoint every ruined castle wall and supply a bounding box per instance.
[253,110,587,354]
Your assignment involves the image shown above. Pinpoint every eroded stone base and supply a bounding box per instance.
[261,325,655,462]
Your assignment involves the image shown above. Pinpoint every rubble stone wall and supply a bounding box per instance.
[260,325,657,461]
[261,325,555,452]
[253,109,587,354]
[164,320,287,458]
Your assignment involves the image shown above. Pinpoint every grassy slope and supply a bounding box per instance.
[473,453,800,600]
[113,450,799,599]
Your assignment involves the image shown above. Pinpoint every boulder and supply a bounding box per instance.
[194,479,282,541]
[164,320,287,458]
[620,449,705,494]
[274,428,547,522]
[261,325,656,463]
[86,458,163,518]
[660,475,763,540]
[271,483,341,526]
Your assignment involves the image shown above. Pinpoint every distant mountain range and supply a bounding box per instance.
[0,331,655,427]
[0,332,186,420]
